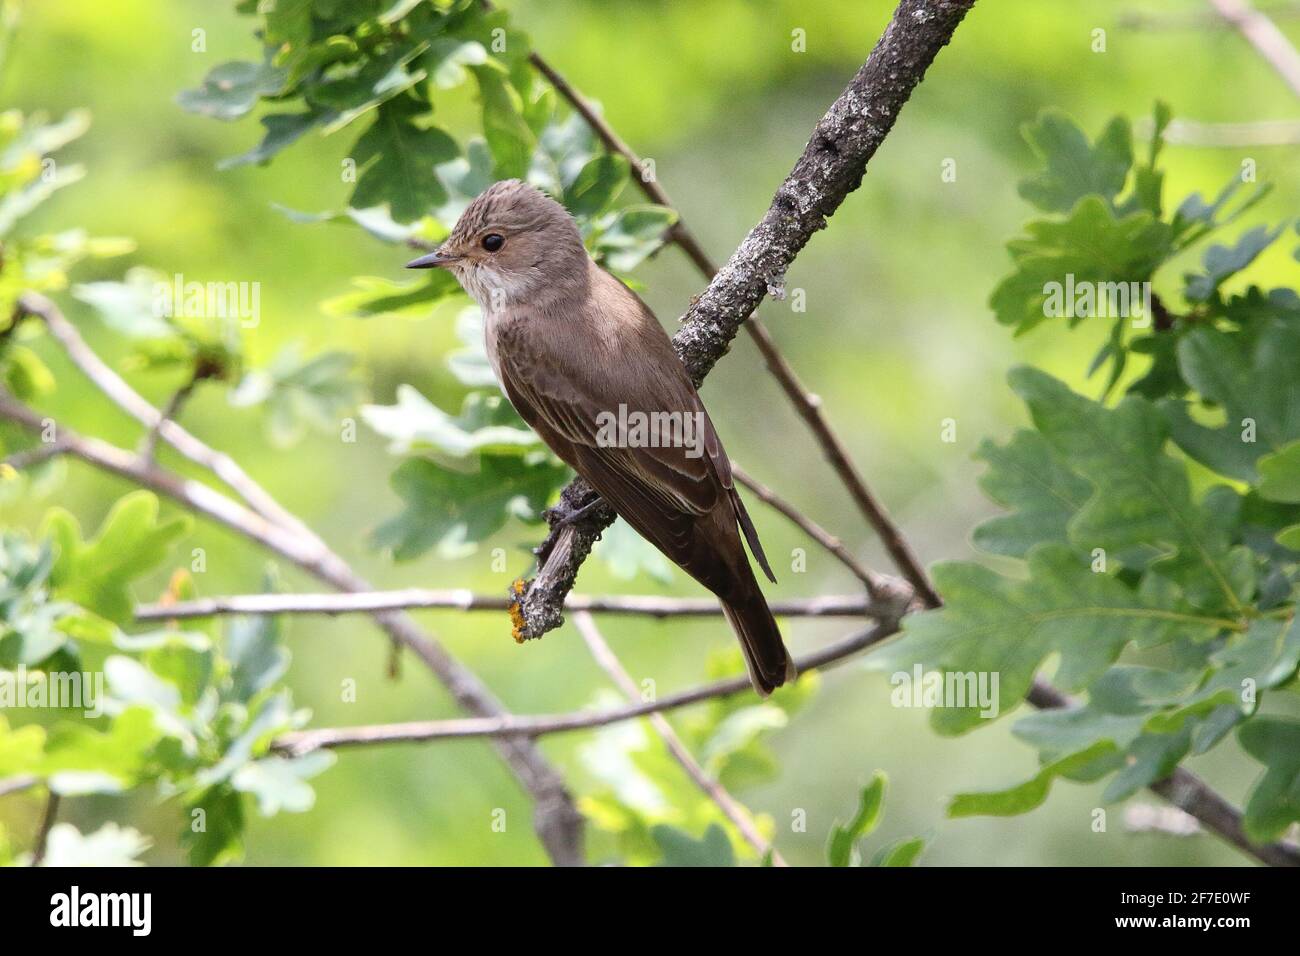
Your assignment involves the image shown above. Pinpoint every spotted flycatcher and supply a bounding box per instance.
[408,179,794,694]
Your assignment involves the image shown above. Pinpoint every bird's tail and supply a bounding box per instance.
[720,585,796,697]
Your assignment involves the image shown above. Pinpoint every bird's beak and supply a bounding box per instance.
[405,249,461,269]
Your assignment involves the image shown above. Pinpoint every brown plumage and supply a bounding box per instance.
[408,179,795,695]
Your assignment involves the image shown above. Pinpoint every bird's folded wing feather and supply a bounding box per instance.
[494,318,731,568]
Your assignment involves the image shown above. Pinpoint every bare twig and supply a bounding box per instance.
[1209,0,1300,97]
[1152,768,1299,867]
[274,622,898,753]
[31,791,60,866]
[0,386,585,867]
[0,775,38,798]
[135,589,883,622]
[1,439,67,471]
[732,463,909,603]
[514,0,972,638]
[573,611,788,865]
[1121,2,1300,30]
[1139,116,1300,146]
[139,376,199,464]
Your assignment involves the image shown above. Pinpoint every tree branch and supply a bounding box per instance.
[513,0,973,638]
[1209,0,1300,97]
[135,589,885,622]
[573,611,787,865]
[274,621,899,753]
[31,791,59,866]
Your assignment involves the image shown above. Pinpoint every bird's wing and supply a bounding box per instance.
[493,296,728,572]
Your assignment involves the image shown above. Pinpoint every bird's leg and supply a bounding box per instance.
[546,494,605,529]
[533,486,607,568]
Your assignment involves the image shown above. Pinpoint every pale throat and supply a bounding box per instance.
[458,263,537,314]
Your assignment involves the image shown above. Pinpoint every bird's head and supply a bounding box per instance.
[406,179,587,311]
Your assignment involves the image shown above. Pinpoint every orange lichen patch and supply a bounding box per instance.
[508,578,529,644]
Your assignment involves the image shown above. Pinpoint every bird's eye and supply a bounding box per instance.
[481,233,505,252]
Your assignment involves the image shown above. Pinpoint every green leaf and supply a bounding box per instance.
[972,430,1092,558]
[827,771,886,866]
[228,345,363,447]
[425,37,489,89]
[263,0,315,73]
[471,64,533,180]
[1258,441,1300,503]
[591,518,674,584]
[868,546,1225,735]
[176,60,286,121]
[321,272,460,318]
[37,822,150,867]
[1184,225,1284,302]
[40,707,162,795]
[372,454,568,560]
[592,204,677,273]
[874,836,926,867]
[1011,368,1254,614]
[232,752,335,815]
[651,823,736,867]
[361,386,537,458]
[183,785,245,867]
[949,740,1118,817]
[72,267,174,338]
[564,153,628,218]
[219,110,330,169]
[42,492,190,625]
[349,97,458,223]
[1018,112,1133,214]
[1238,717,1300,843]
[225,610,289,704]
[1168,320,1300,481]
[990,197,1171,333]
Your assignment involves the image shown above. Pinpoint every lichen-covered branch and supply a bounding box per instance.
[513,0,975,638]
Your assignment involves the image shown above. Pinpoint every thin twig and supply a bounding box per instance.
[31,791,60,866]
[139,376,199,464]
[1,440,67,471]
[1139,116,1300,146]
[732,463,907,603]
[573,611,788,866]
[0,775,38,798]
[135,589,883,622]
[1121,2,1300,30]
[1209,0,1300,97]
[274,622,898,753]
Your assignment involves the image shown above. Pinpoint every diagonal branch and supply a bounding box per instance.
[1209,0,1300,97]
[573,611,787,865]
[514,0,973,638]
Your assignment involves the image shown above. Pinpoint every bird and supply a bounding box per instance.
[407,179,795,695]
